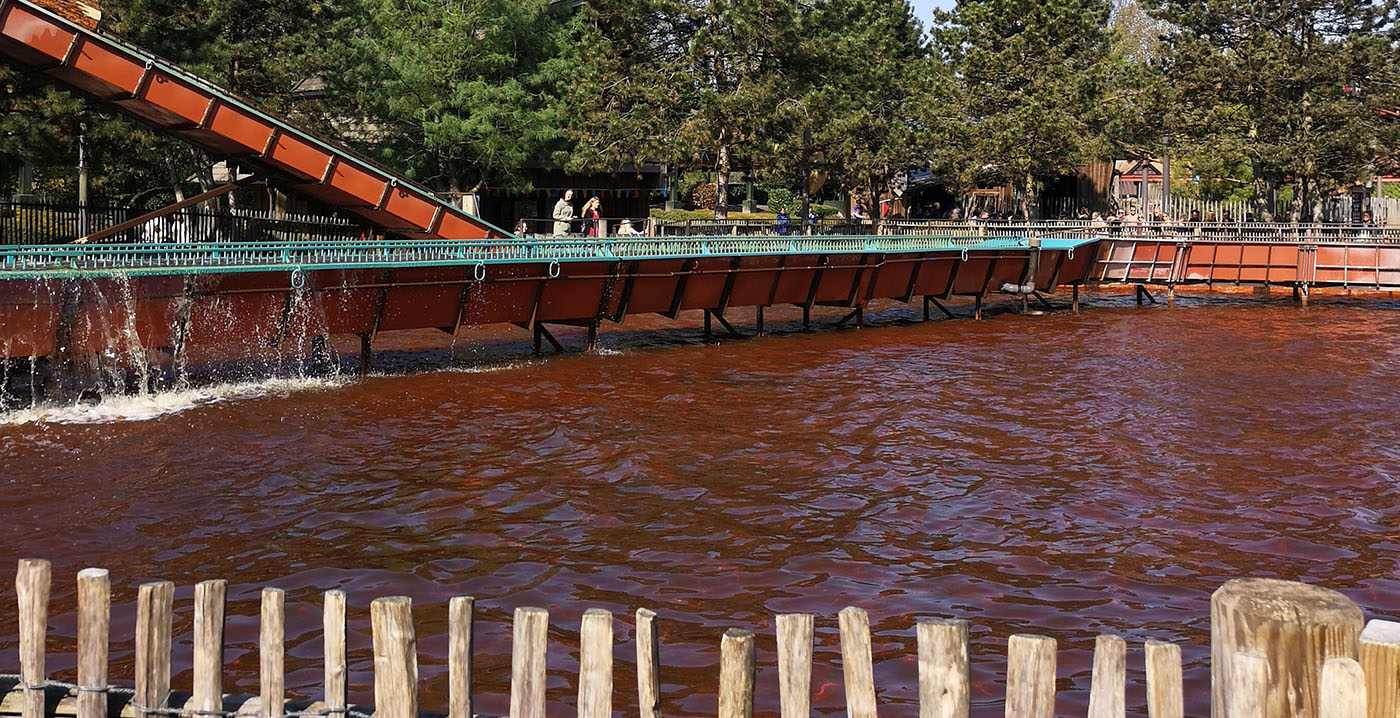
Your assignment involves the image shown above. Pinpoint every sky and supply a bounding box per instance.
[909,0,955,28]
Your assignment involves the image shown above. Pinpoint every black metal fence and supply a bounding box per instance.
[0,200,378,245]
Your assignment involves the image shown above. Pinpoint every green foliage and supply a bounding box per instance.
[765,187,797,213]
[1149,0,1400,218]
[325,0,569,193]
[935,0,1127,216]
[1385,183,1400,200]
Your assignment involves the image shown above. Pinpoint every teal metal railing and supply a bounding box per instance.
[0,234,1095,278]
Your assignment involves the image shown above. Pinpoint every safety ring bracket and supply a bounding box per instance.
[548,259,561,279]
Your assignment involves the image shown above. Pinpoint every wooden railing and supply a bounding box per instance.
[4,561,1400,718]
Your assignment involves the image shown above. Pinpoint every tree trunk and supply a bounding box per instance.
[165,156,186,203]
[1019,173,1037,221]
[800,129,812,234]
[715,138,731,221]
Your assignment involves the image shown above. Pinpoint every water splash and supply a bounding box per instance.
[0,375,346,425]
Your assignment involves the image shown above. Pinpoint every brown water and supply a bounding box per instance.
[1,292,1399,718]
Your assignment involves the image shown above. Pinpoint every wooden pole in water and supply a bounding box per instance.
[1360,620,1400,718]
[1086,635,1124,718]
[718,629,755,718]
[370,596,418,718]
[449,597,475,718]
[636,608,661,718]
[260,588,285,718]
[1229,652,1268,718]
[1319,658,1366,718]
[916,618,968,718]
[776,614,813,718]
[17,559,50,718]
[1004,634,1055,718]
[135,581,175,718]
[1211,578,1364,718]
[77,568,110,718]
[192,580,227,718]
[577,609,613,718]
[510,607,548,718]
[324,590,348,714]
[839,607,878,718]
[1145,640,1183,718]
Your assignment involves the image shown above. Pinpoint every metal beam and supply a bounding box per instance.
[76,177,257,243]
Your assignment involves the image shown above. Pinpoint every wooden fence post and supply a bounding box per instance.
[77,568,110,718]
[370,596,418,718]
[636,608,661,718]
[1145,640,1183,718]
[17,558,50,718]
[510,607,548,718]
[1359,619,1400,718]
[1319,658,1366,718]
[578,609,613,718]
[916,618,968,718]
[1087,635,1124,718]
[776,614,813,718]
[324,590,347,714]
[718,629,755,718]
[1212,578,1363,718]
[192,579,227,718]
[1004,635,1055,718]
[839,607,878,718]
[449,597,474,718]
[260,588,285,718]
[1228,652,1268,718]
[135,581,174,718]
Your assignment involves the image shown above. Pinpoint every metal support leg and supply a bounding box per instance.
[532,323,542,356]
[1136,285,1145,305]
[756,306,765,337]
[928,296,956,320]
[358,333,372,375]
[923,296,930,321]
[857,306,864,328]
[802,306,811,331]
[704,309,713,340]
[587,322,598,353]
[1300,285,1310,307]
[974,294,983,320]
[1032,291,1054,311]
[1073,284,1080,314]
[1167,285,1176,308]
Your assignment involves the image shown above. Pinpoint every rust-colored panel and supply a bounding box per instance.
[1379,248,1400,274]
[0,279,58,358]
[382,188,439,232]
[866,257,916,300]
[375,267,468,331]
[466,264,545,325]
[951,257,995,295]
[328,162,387,207]
[60,38,144,98]
[1131,243,1163,262]
[0,5,72,62]
[206,103,275,153]
[771,255,819,305]
[266,134,333,182]
[538,262,612,322]
[679,258,731,310]
[622,259,686,315]
[141,72,212,125]
[812,255,863,304]
[990,255,1030,288]
[435,211,492,240]
[726,256,784,307]
[311,270,378,336]
[183,292,284,353]
[911,257,956,296]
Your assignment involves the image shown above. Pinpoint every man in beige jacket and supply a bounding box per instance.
[552,190,575,236]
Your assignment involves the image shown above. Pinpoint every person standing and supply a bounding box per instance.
[774,208,791,236]
[582,196,602,237]
[552,189,575,237]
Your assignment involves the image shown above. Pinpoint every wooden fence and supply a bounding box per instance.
[4,560,1399,718]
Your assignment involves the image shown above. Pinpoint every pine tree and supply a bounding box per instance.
[936,0,1123,218]
[568,0,800,218]
[1149,0,1400,219]
[322,0,569,196]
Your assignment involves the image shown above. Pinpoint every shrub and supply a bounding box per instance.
[688,182,717,210]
